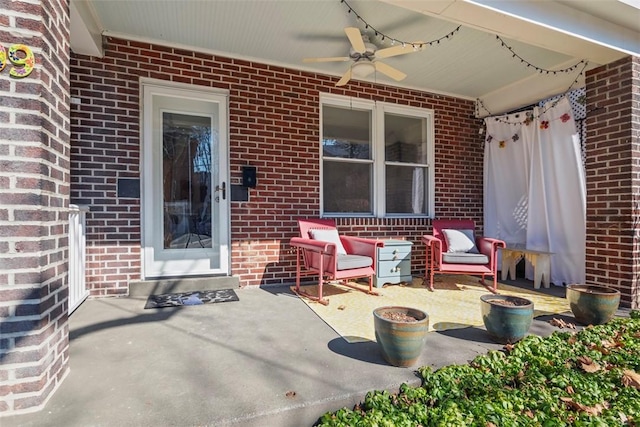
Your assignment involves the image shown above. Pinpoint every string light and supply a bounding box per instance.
[339,0,590,126]
[340,0,461,49]
[496,35,586,74]
[476,60,588,125]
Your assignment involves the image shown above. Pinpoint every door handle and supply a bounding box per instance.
[215,182,226,200]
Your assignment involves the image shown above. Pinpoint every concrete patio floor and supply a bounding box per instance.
[4,279,599,427]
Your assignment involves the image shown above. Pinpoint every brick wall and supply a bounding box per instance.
[585,55,640,309]
[0,0,71,415]
[70,37,484,293]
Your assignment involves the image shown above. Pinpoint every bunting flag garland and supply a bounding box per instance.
[485,101,579,148]
[484,88,587,164]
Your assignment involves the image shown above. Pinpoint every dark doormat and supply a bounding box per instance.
[144,289,239,309]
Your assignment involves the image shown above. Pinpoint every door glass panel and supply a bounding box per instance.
[162,112,213,249]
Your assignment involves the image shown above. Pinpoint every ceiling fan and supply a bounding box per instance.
[303,27,423,86]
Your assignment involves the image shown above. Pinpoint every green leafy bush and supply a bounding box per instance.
[317,311,640,426]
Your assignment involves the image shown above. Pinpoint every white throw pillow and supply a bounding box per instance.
[442,229,479,253]
[309,228,347,255]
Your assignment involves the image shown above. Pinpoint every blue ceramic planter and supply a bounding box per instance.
[566,285,620,325]
[480,295,534,344]
[373,306,429,367]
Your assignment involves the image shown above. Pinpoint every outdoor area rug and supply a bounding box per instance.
[293,275,570,343]
[144,289,239,309]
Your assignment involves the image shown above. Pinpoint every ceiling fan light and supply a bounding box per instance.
[352,61,375,77]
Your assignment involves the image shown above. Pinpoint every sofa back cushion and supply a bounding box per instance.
[309,228,347,255]
[442,228,479,254]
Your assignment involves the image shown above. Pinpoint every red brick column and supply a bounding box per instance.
[0,0,71,415]
[585,55,640,309]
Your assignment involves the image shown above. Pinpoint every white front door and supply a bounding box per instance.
[142,81,229,278]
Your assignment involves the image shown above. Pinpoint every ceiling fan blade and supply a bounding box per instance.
[374,62,407,81]
[303,56,351,63]
[336,68,352,86]
[375,42,424,59]
[345,27,366,53]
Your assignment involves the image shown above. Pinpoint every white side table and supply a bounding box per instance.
[500,244,553,289]
[374,239,413,288]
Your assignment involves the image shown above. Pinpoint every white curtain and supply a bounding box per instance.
[484,96,586,285]
[412,168,424,214]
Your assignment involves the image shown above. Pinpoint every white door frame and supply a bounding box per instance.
[140,79,230,279]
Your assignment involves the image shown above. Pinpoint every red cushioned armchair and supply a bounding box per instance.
[422,219,505,292]
[289,218,383,305]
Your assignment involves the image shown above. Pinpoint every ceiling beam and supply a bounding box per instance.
[384,0,636,115]
[465,0,639,57]
[382,0,635,65]
[70,0,104,58]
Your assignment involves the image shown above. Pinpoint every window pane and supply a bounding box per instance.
[162,112,212,249]
[384,114,427,164]
[323,161,372,213]
[386,165,428,214]
[323,105,371,160]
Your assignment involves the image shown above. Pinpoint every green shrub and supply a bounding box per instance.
[317,311,640,427]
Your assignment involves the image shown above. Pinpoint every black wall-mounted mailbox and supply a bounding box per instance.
[117,178,140,198]
[242,166,257,188]
[231,185,248,202]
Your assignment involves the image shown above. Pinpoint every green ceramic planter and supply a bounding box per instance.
[373,306,429,367]
[566,285,620,325]
[480,295,534,344]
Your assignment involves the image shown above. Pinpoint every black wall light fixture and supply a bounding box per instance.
[242,166,257,188]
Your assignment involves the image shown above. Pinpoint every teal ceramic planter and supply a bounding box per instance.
[373,306,429,367]
[566,285,620,325]
[480,295,534,344]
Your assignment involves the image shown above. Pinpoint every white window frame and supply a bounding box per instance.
[320,93,435,218]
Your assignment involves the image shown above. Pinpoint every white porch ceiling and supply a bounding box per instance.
[71,0,640,117]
